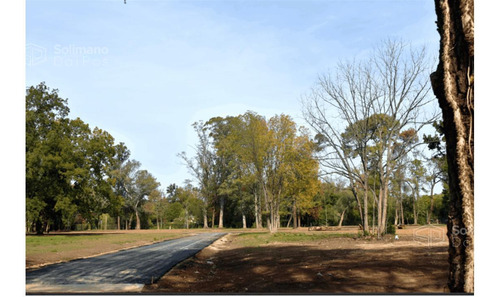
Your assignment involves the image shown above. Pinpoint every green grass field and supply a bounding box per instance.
[26,232,187,258]
[234,231,356,247]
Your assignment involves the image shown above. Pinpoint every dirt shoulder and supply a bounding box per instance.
[144,227,449,294]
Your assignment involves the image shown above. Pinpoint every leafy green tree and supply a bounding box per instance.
[406,158,427,225]
[237,111,270,229]
[204,116,243,228]
[263,114,298,232]
[317,180,354,227]
[130,169,160,229]
[423,121,448,224]
[165,183,204,228]
[143,189,165,229]
[284,129,319,229]
[26,83,71,233]
[75,127,117,227]
[179,122,217,228]
[164,186,184,227]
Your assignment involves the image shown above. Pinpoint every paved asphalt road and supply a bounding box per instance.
[26,232,225,293]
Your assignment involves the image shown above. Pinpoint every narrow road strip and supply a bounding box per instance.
[26,232,225,294]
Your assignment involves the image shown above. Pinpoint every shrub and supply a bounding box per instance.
[386,224,396,235]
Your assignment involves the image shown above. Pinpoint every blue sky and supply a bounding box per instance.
[26,0,440,189]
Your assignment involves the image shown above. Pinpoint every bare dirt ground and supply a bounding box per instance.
[144,226,449,294]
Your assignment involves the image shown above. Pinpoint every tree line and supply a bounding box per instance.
[26,0,474,289]
[26,83,160,233]
[26,40,447,235]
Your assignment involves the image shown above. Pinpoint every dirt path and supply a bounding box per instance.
[145,229,449,294]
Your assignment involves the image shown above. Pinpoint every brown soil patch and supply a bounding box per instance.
[144,226,449,294]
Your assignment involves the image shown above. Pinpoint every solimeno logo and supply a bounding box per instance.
[26,43,47,66]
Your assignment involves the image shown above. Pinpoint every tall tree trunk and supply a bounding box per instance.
[117,216,120,230]
[338,208,346,227]
[242,214,247,229]
[211,208,216,228]
[254,191,261,228]
[35,218,43,235]
[350,184,364,233]
[274,203,280,231]
[202,200,208,229]
[377,159,385,238]
[203,206,209,229]
[431,0,474,292]
[394,204,399,226]
[378,178,389,237]
[372,196,376,233]
[381,181,389,233]
[128,213,133,230]
[286,214,292,228]
[268,198,276,233]
[377,187,383,238]
[428,183,435,224]
[413,192,418,225]
[135,209,141,230]
[263,185,271,230]
[363,186,369,233]
[292,199,298,229]
[400,197,405,225]
[218,197,224,228]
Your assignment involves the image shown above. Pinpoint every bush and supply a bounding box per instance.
[386,224,396,235]
[357,230,371,237]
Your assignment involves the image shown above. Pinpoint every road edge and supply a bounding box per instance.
[26,233,195,271]
[142,233,230,292]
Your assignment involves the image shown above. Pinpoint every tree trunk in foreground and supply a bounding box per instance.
[431,0,474,292]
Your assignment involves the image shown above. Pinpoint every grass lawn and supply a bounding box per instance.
[27,233,181,253]
[26,231,190,267]
[234,231,357,247]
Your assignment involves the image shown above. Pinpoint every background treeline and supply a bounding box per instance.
[26,83,161,233]
[26,40,450,234]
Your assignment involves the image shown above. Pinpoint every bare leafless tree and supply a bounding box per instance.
[302,39,438,237]
[302,58,377,233]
